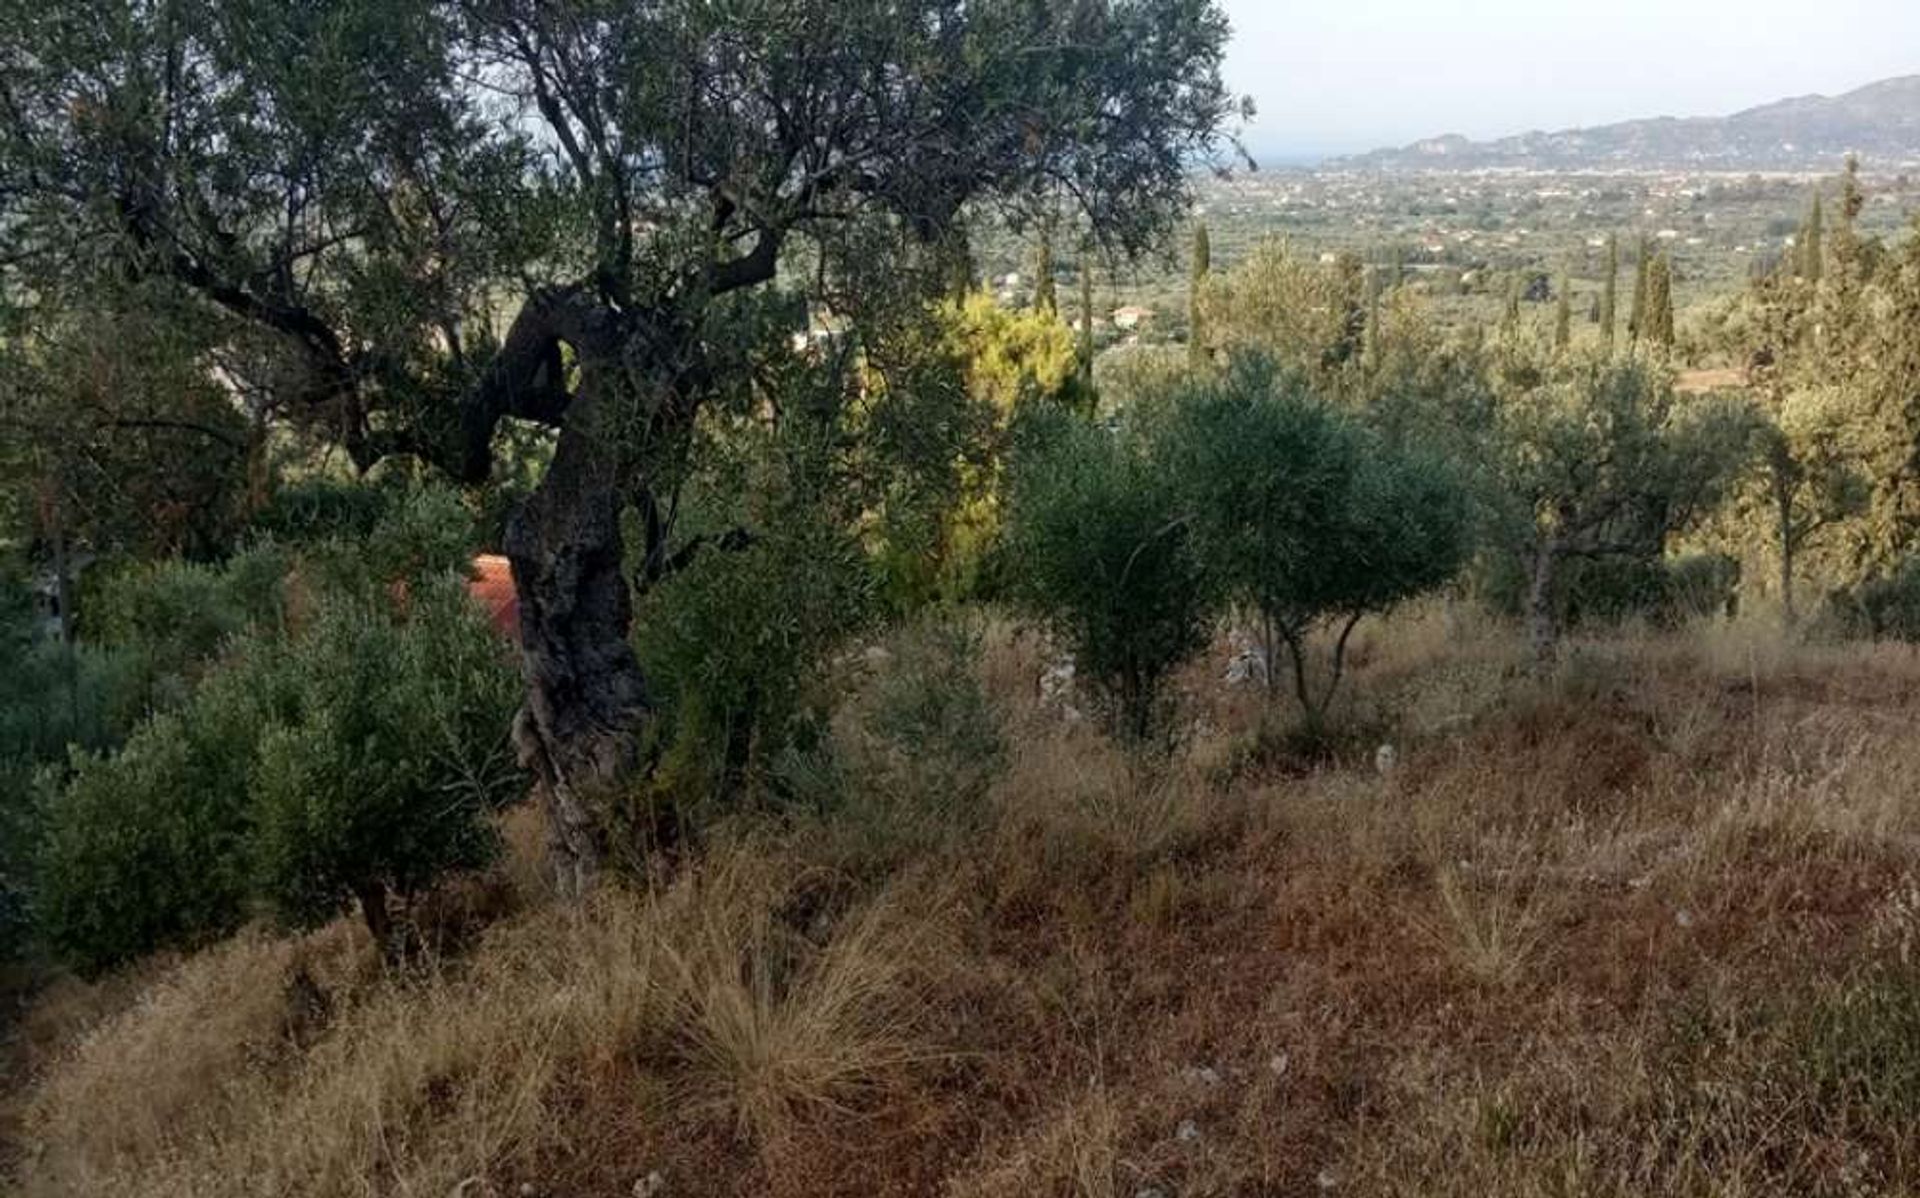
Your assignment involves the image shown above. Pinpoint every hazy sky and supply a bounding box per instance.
[1222,0,1920,158]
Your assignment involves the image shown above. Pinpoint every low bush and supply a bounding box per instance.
[34,666,280,973]
[1822,559,1920,642]
[248,579,523,947]
[1003,406,1215,744]
[791,613,1008,869]
[33,489,522,969]
[88,542,291,713]
[1479,550,1743,631]
[637,515,875,818]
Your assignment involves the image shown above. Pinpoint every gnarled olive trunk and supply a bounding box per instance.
[1528,536,1561,669]
[502,358,652,898]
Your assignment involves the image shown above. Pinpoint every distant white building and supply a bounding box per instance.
[1110,305,1155,331]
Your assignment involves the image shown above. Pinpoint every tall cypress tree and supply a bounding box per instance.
[1553,270,1572,352]
[1034,226,1057,313]
[1600,233,1619,352]
[1799,193,1824,284]
[1078,252,1096,391]
[1628,235,1650,343]
[1188,221,1211,366]
[1646,252,1675,348]
[1827,155,1869,359]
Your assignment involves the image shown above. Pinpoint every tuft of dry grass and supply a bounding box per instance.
[1424,866,1544,991]
[646,851,945,1157]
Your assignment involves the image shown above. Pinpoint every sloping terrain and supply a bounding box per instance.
[9,611,1920,1197]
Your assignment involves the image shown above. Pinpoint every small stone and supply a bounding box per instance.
[1181,1064,1222,1086]
[1269,1051,1291,1076]
[1176,1118,1201,1143]
[1316,1169,1338,1189]
[1135,1189,1168,1198]
[1676,909,1695,929]
[1374,743,1398,775]
[519,1186,537,1198]
[632,1172,666,1198]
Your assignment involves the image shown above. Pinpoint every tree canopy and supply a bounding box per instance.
[2,0,1245,888]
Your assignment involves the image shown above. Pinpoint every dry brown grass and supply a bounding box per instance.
[14,609,1920,1196]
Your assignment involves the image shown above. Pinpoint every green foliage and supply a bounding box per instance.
[1553,270,1572,352]
[1600,233,1619,351]
[1161,358,1470,719]
[636,404,878,811]
[1822,559,1920,642]
[1800,193,1826,283]
[870,292,1089,610]
[1491,356,1757,654]
[32,488,521,970]
[1197,238,1368,392]
[248,476,403,545]
[795,612,1007,871]
[34,653,286,973]
[1004,406,1215,743]
[248,579,522,934]
[301,483,479,597]
[1542,552,1741,629]
[88,543,291,712]
[639,520,875,810]
[1645,252,1676,348]
[1189,221,1212,366]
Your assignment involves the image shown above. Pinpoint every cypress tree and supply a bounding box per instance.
[1034,226,1057,313]
[1188,221,1211,366]
[1553,271,1572,351]
[1628,236,1650,343]
[1078,253,1095,390]
[1646,252,1675,348]
[1799,193,1824,284]
[1600,233,1618,351]
[1363,283,1384,369]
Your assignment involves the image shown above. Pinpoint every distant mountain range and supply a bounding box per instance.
[1333,75,1920,171]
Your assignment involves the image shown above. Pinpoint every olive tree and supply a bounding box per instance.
[2,0,1244,890]
[1003,407,1215,745]
[1163,359,1469,724]
[1494,358,1756,663]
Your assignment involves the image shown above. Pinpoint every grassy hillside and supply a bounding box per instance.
[10,609,1920,1196]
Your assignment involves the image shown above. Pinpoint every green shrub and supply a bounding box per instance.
[1161,358,1469,723]
[1823,560,1920,642]
[1480,550,1743,631]
[637,515,874,812]
[248,475,401,545]
[0,578,150,962]
[89,542,291,712]
[33,651,286,973]
[33,482,520,968]
[1004,405,1216,743]
[1660,553,1742,622]
[248,578,523,943]
[301,482,478,597]
[809,612,1006,866]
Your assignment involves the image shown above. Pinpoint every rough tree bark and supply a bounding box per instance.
[1527,535,1561,668]
[1771,472,1799,628]
[504,405,649,898]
